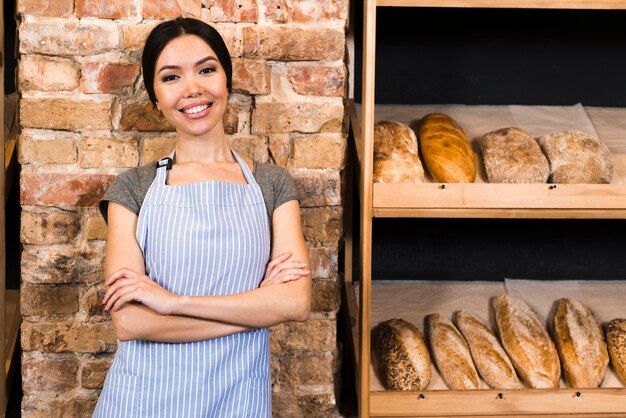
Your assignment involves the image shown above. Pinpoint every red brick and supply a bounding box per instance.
[291,170,341,207]
[19,130,78,166]
[262,0,348,23]
[19,57,80,92]
[122,24,156,50]
[309,246,339,280]
[312,278,340,313]
[243,26,344,61]
[21,284,80,316]
[20,172,114,207]
[21,98,112,130]
[301,207,342,243]
[288,65,345,97]
[229,136,269,163]
[210,0,258,22]
[17,0,74,17]
[119,100,173,132]
[81,357,113,389]
[143,135,177,164]
[83,208,108,240]
[19,16,119,56]
[21,320,117,353]
[75,0,137,18]
[22,353,80,392]
[81,285,106,318]
[292,133,345,169]
[232,59,271,95]
[270,319,336,353]
[21,394,98,418]
[268,134,290,167]
[251,102,343,134]
[224,102,240,135]
[143,0,201,18]
[21,245,104,284]
[80,134,139,168]
[21,209,81,245]
[274,352,335,385]
[81,62,140,94]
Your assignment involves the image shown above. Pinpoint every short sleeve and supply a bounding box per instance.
[253,163,299,217]
[99,164,157,223]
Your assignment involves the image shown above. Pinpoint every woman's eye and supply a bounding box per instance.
[162,74,178,82]
[200,67,216,75]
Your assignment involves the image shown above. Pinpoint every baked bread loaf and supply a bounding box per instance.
[427,313,480,390]
[373,121,424,183]
[454,310,523,389]
[480,127,549,183]
[375,318,432,391]
[606,318,626,385]
[538,130,614,184]
[418,113,476,183]
[493,295,561,388]
[553,298,609,388]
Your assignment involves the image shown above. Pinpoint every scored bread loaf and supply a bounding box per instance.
[538,130,614,184]
[375,318,432,391]
[480,127,549,183]
[427,313,480,390]
[606,318,626,385]
[418,113,476,183]
[553,298,609,388]
[493,295,561,388]
[454,310,523,389]
[373,121,424,183]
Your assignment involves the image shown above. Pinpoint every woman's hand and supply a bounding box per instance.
[259,252,310,288]
[103,268,180,315]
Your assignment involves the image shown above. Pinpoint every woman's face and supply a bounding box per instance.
[153,34,229,138]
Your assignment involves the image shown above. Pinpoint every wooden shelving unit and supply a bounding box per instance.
[346,0,626,416]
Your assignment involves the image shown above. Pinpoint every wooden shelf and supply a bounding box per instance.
[378,0,626,9]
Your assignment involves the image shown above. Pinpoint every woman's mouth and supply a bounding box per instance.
[180,103,213,118]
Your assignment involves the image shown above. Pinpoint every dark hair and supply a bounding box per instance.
[141,18,233,105]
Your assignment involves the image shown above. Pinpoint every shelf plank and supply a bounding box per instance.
[370,388,626,416]
[378,0,626,9]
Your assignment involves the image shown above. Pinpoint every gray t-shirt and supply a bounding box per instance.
[99,161,299,223]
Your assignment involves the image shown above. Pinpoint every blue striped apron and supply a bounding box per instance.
[93,150,271,417]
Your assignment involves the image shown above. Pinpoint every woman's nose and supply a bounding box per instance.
[184,77,201,97]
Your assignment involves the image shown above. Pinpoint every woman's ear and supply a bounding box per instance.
[155,101,161,111]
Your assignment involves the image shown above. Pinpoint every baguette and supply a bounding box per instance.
[454,310,522,389]
[553,298,609,388]
[427,313,480,390]
[373,121,424,183]
[606,318,626,385]
[375,318,432,391]
[493,295,561,388]
[418,113,476,183]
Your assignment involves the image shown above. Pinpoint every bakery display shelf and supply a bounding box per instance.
[343,280,626,417]
[378,0,626,9]
[349,100,626,219]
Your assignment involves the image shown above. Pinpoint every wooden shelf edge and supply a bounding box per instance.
[378,0,626,9]
[370,388,626,417]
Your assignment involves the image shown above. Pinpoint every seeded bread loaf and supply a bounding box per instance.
[427,313,480,390]
[454,310,522,389]
[493,295,561,388]
[480,127,549,183]
[418,113,476,183]
[553,298,609,388]
[373,121,424,183]
[375,318,432,391]
[538,130,614,184]
[606,318,626,385]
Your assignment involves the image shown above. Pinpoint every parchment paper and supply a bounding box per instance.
[357,280,626,391]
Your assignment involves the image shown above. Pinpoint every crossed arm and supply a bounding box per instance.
[103,200,311,343]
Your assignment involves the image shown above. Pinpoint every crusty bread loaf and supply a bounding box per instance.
[480,127,549,183]
[375,318,432,391]
[373,121,424,183]
[427,313,480,390]
[553,298,608,388]
[418,113,476,183]
[606,318,626,385]
[538,130,614,184]
[454,310,523,389]
[493,295,560,388]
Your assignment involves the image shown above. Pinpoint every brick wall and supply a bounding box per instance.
[17,1,348,416]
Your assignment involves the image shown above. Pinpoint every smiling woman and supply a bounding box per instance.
[92,18,311,418]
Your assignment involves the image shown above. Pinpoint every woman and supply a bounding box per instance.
[93,18,311,417]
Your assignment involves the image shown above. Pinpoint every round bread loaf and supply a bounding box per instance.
[480,127,549,183]
[454,310,522,389]
[493,295,561,389]
[418,113,476,183]
[606,318,626,385]
[373,121,424,183]
[552,298,609,388]
[427,313,480,390]
[375,318,431,391]
[538,130,614,184]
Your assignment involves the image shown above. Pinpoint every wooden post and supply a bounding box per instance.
[0,0,7,413]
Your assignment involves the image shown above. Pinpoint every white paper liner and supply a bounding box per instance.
[357,280,626,391]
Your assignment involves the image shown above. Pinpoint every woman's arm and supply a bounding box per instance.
[105,202,249,342]
[105,199,312,328]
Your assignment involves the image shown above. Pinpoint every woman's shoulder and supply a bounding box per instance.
[99,163,158,222]
[253,161,299,214]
